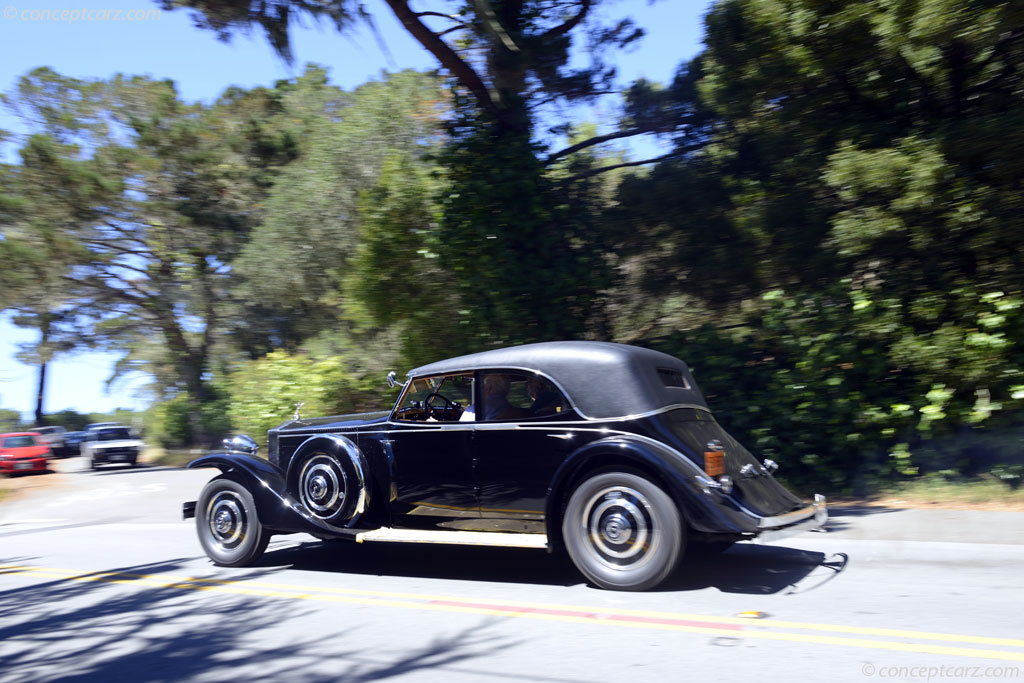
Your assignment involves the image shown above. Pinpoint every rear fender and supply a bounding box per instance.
[544,435,754,551]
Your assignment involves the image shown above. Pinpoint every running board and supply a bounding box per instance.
[353,527,548,549]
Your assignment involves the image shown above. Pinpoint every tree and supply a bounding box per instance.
[227,68,449,357]
[1,68,297,444]
[159,0,678,344]
[0,135,95,424]
[629,0,1024,485]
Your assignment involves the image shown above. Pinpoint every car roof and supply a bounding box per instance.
[407,341,708,419]
[1,432,42,438]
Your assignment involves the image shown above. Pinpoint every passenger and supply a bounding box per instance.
[459,374,519,421]
[527,377,561,416]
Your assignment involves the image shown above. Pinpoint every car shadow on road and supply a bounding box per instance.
[0,557,538,683]
[819,504,904,533]
[253,537,849,595]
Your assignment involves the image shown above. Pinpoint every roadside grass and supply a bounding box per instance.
[144,446,205,468]
[837,473,1024,510]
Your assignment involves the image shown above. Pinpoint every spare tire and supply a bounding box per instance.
[288,435,370,528]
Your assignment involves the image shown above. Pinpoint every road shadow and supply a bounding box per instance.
[252,536,849,596]
[0,557,528,683]
[663,543,849,594]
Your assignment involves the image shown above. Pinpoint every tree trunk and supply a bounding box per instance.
[34,360,47,426]
[34,317,51,426]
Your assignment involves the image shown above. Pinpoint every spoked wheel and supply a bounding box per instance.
[196,475,269,567]
[562,471,684,591]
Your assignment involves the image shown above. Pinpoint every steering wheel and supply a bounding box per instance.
[424,391,460,420]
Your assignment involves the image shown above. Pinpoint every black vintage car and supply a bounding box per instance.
[184,341,827,590]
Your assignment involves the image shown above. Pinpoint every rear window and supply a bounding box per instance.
[657,367,690,389]
[3,436,37,448]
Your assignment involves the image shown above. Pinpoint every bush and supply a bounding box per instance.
[225,351,384,446]
[652,286,1024,494]
[148,390,231,449]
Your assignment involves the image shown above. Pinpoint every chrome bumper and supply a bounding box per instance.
[752,494,827,544]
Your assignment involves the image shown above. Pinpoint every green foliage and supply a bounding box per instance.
[147,391,231,448]
[0,409,23,433]
[654,283,1024,492]
[43,410,91,432]
[224,351,388,445]
[229,69,447,357]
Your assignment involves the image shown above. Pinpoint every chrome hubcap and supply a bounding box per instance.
[583,485,656,569]
[207,491,246,548]
[299,454,347,520]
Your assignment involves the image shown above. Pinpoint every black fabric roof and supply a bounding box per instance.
[408,341,708,419]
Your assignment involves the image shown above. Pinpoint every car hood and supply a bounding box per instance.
[90,439,144,449]
[277,411,391,433]
[0,446,48,458]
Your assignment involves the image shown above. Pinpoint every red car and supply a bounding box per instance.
[0,432,51,475]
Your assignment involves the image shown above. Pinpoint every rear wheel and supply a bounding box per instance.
[196,475,270,567]
[562,471,684,591]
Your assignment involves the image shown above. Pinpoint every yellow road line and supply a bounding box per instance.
[2,563,1023,662]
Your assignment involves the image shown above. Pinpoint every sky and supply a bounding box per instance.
[0,0,714,420]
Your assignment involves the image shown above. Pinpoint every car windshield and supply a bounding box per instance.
[33,426,64,434]
[3,436,37,448]
[394,374,474,422]
[95,428,131,441]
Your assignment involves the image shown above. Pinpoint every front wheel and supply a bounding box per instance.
[196,475,270,567]
[562,471,684,591]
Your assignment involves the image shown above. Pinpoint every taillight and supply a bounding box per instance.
[704,440,726,477]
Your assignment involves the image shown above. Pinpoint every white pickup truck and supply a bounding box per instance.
[81,425,145,469]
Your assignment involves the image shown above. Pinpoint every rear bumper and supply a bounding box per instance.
[752,494,828,544]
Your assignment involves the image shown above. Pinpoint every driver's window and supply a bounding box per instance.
[393,374,473,422]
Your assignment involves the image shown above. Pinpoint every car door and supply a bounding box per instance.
[387,373,480,530]
[472,372,576,532]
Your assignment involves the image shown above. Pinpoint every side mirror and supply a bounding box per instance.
[223,434,259,456]
[386,371,402,389]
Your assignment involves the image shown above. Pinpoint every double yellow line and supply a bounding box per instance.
[3,563,1023,662]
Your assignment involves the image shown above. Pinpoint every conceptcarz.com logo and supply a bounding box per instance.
[3,6,162,23]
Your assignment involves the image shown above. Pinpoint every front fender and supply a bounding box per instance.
[544,435,758,550]
[186,453,352,536]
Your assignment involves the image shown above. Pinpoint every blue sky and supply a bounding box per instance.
[0,0,713,419]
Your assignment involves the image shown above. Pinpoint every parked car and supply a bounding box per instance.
[63,431,86,456]
[84,422,123,431]
[183,341,827,591]
[81,425,144,469]
[0,432,50,475]
[27,425,68,457]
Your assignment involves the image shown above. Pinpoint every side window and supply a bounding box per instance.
[478,372,568,421]
[393,374,473,422]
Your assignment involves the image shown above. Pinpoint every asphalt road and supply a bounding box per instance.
[1,458,1023,683]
